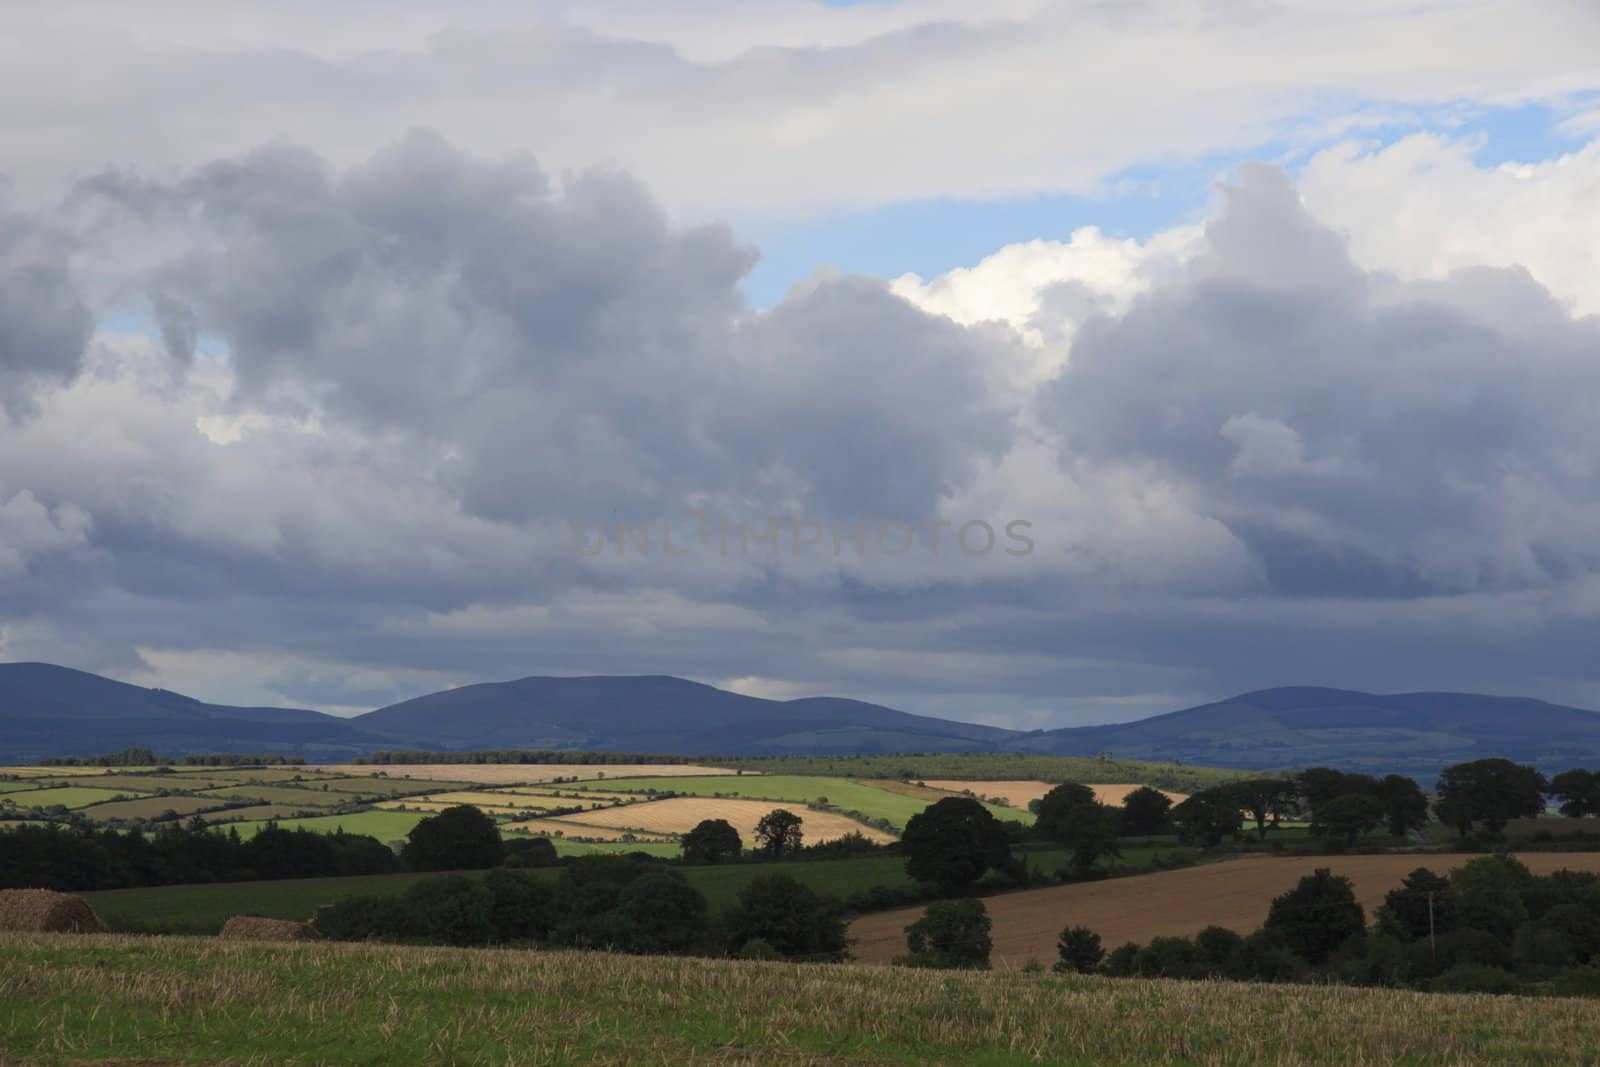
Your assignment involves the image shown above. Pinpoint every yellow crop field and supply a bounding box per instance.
[374,799,547,817]
[309,763,740,785]
[407,791,553,809]
[922,779,1188,808]
[526,795,896,844]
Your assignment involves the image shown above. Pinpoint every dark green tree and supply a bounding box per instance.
[1170,788,1243,847]
[1318,793,1385,848]
[754,809,804,860]
[615,871,712,954]
[1379,867,1457,943]
[1550,769,1600,818]
[1032,783,1098,839]
[482,868,559,941]
[401,805,503,872]
[1053,925,1105,974]
[1434,759,1547,839]
[901,898,992,970]
[681,818,743,864]
[1263,867,1364,964]
[900,797,1012,892]
[1058,802,1122,873]
[1376,775,1430,837]
[402,874,497,946]
[1119,786,1174,836]
[1228,779,1298,840]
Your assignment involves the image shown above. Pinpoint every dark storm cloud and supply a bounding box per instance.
[75,131,1013,525]
[0,202,92,417]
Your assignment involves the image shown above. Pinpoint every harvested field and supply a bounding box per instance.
[197,786,349,808]
[32,774,179,793]
[498,817,676,842]
[309,777,473,796]
[203,804,328,823]
[524,796,897,844]
[921,779,1188,808]
[6,934,1600,1065]
[0,889,106,932]
[309,763,739,785]
[496,787,639,802]
[372,799,544,817]
[218,916,317,941]
[849,852,1600,966]
[81,795,224,821]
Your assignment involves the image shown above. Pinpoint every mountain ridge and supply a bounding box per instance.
[5,663,1600,777]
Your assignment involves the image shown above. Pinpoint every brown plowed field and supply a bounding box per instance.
[848,852,1600,967]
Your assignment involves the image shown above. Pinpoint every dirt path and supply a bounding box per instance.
[848,852,1600,966]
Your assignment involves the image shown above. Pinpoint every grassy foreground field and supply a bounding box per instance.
[4,934,1600,1066]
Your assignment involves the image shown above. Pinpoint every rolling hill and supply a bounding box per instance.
[7,662,1600,777]
[1015,686,1600,778]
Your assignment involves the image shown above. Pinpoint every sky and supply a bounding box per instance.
[2,1,1600,727]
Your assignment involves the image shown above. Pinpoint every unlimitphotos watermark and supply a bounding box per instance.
[573,512,1034,559]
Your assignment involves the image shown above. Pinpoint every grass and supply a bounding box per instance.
[712,753,1248,794]
[216,810,427,842]
[8,786,147,810]
[4,934,1600,1065]
[569,774,1017,831]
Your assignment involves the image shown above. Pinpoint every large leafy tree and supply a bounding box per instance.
[1434,759,1548,838]
[900,797,1011,892]
[1119,786,1174,836]
[1227,779,1298,840]
[1376,775,1430,837]
[724,874,848,961]
[1058,802,1123,873]
[753,809,804,859]
[1031,783,1098,840]
[681,818,743,864]
[1550,769,1600,818]
[902,899,992,970]
[1263,867,1365,964]
[1170,787,1243,847]
[1317,793,1384,848]
[401,805,503,872]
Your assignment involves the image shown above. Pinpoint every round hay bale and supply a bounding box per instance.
[0,889,107,933]
[219,915,318,942]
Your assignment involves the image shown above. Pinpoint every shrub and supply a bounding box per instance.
[1429,962,1520,995]
[737,937,781,961]
[1135,936,1201,979]
[502,837,559,869]
[900,798,1011,892]
[681,819,742,865]
[1194,925,1246,977]
[482,868,558,941]
[900,899,992,970]
[1102,941,1142,977]
[312,894,415,942]
[401,875,496,946]
[724,875,848,962]
[615,871,711,954]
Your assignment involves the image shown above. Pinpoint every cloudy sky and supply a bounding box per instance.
[3,1,1600,725]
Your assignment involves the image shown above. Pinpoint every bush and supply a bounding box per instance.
[615,871,711,954]
[1053,925,1104,974]
[737,937,781,961]
[502,837,559,869]
[311,894,415,942]
[1135,936,1201,979]
[900,899,992,970]
[1429,962,1520,995]
[1102,941,1143,977]
[401,875,496,946]
[1194,925,1247,977]
[482,868,558,942]
[724,875,848,962]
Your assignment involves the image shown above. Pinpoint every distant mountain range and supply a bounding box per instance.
[6,662,1600,779]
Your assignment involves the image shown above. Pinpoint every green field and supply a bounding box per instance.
[8,786,146,810]
[714,753,1248,793]
[217,810,427,842]
[569,774,1020,830]
[4,934,1597,1065]
[310,777,471,796]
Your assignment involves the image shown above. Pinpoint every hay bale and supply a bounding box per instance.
[219,915,318,942]
[0,889,107,933]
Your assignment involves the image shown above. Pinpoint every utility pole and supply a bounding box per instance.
[1427,890,1436,960]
